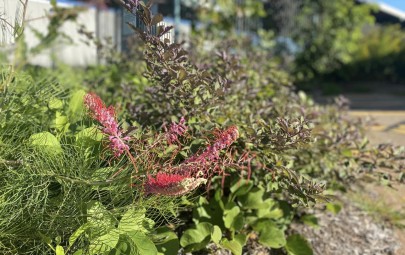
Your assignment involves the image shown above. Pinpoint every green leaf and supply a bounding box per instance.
[89,229,120,254]
[69,223,91,248]
[87,201,114,230]
[76,127,103,150]
[110,237,131,255]
[254,221,286,248]
[301,214,319,228]
[230,180,253,197]
[118,208,152,234]
[211,225,222,244]
[29,132,62,154]
[180,222,212,252]
[223,204,240,229]
[54,112,69,132]
[127,231,158,255]
[48,98,63,109]
[155,227,179,255]
[238,187,266,209]
[69,90,86,122]
[286,234,313,255]
[220,239,242,255]
[234,234,247,247]
[55,245,65,255]
[256,199,283,219]
[72,250,83,255]
[326,203,342,214]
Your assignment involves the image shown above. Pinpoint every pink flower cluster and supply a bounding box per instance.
[165,117,187,144]
[145,126,239,196]
[84,93,129,157]
[185,126,239,165]
[144,173,206,196]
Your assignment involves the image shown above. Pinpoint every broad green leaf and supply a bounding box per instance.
[180,222,212,252]
[76,127,103,148]
[254,221,286,248]
[211,225,222,244]
[118,208,151,234]
[257,199,283,219]
[238,187,266,209]
[193,194,224,228]
[55,245,65,255]
[223,205,240,229]
[234,234,247,247]
[29,132,62,154]
[89,229,120,255]
[127,231,158,255]
[286,234,313,255]
[301,214,319,228]
[194,96,202,105]
[87,202,114,230]
[220,239,242,255]
[76,127,103,140]
[110,237,131,255]
[155,227,179,255]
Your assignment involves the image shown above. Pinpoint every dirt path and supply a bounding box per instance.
[350,111,405,146]
[305,89,405,254]
[348,110,405,255]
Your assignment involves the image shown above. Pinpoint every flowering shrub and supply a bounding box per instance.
[0,1,404,255]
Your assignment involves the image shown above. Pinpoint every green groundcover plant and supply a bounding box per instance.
[0,1,404,255]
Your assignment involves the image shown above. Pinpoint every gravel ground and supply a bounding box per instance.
[185,195,401,255]
[290,197,400,255]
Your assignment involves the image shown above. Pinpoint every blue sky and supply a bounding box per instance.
[382,0,405,11]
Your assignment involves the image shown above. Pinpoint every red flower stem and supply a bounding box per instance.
[109,146,138,179]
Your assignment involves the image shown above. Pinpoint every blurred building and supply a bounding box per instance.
[1,0,404,66]
[1,0,124,66]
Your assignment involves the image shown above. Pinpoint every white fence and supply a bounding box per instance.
[0,0,121,66]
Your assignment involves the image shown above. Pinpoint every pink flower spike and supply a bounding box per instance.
[84,92,129,157]
[180,126,239,177]
[165,117,187,144]
[144,173,206,196]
